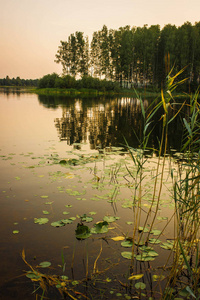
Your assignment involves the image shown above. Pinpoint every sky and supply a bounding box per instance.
[0,0,199,79]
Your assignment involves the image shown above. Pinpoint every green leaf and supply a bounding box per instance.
[135,282,146,290]
[51,221,65,227]
[139,226,149,233]
[136,254,155,262]
[75,224,91,240]
[42,210,50,215]
[151,229,161,236]
[103,216,119,223]
[121,251,134,260]
[13,230,19,234]
[160,242,174,250]
[91,221,108,234]
[34,218,49,225]
[121,240,133,248]
[149,238,161,244]
[26,272,41,279]
[61,219,73,224]
[39,261,51,268]
[40,195,49,198]
[72,280,79,285]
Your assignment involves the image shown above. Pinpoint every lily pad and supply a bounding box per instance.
[34,218,49,225]
[121,251,134,260]
[103,216,120,223]
[136,253,155,261]
[151,229,162,236]
[61,219,73,224]
[135,282,146,289]
[149,238,161,244]
[75,224,91,240]
[121,240,133,248]
[91,221,109,234]
[51,221,65,227]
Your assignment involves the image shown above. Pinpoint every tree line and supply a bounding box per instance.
[55,22,200,91]
[0,76,38,87]
[38,73,121,92]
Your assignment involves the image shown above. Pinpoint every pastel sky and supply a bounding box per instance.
[0,0,199,79]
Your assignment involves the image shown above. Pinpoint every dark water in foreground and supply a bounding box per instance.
[0,92,183,299]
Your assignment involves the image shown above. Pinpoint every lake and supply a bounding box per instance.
[0,90,194,299]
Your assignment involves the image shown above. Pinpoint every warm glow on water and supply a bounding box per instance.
[0,91,188,299]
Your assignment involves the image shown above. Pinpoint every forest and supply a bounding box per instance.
[0,76,38,87]
[55,22,200,91]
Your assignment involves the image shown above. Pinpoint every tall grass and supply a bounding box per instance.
[125,68,200,298]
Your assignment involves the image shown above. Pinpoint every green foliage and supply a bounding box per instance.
[0,75,38,87]
[55,21,200,91]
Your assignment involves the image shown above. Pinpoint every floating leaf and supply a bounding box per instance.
[135,282,146,289]
[126,221,133,225]
[75,224,91,240]
[40,195,49,199]
[39,261,51,268]
[15,176,21,180]
[45,201,53,205]
[13,230,19,234]
[103,216,119,223]
[80,215,93,223]
[136,254,155,262]
[139,226,149,233]
[34,218,49,225]
[149,238,161,244]
[61,219,73,224]
[121,240,133,248]
[51,221,65,227]
[111,236,125,242]
[157,216,168,221]
[121,251,134,260]
[160,242,174,250]
[43,211,50,215]
[63,211,70,215]
[91,221,109,234]
[89,211,97,215]
[65,205,72,208]
[151,229,162,236]
[128,274,144,280]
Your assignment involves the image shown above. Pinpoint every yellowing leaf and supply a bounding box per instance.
[111,236,125,241]
[128,274,144,280]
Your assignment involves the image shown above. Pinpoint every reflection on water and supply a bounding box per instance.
[38,94,183,152]
[0,91,188,299]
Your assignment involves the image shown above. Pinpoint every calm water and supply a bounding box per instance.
[0,91,180,299]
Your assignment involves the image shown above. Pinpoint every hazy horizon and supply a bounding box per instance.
[1,0,199,79]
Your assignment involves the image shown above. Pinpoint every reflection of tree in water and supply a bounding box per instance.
[54,97,149,149]
[38,94,184,151]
